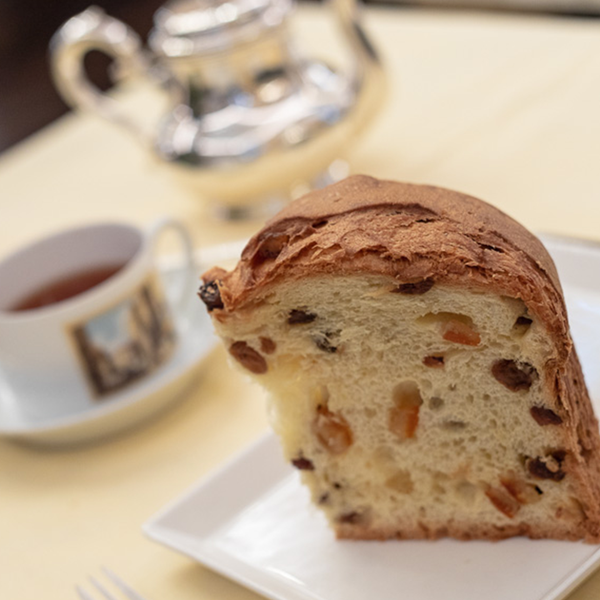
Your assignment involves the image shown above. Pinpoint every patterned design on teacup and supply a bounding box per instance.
[70,276,176,397]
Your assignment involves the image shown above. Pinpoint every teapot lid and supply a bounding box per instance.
[150,0,293,57]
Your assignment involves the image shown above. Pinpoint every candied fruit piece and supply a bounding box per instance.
[313,405,353,454]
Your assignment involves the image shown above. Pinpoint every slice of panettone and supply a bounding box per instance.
[199,175,600,542]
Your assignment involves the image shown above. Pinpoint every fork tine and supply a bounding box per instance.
[76,585,97,600]
[90,576,119,600]
[102,568,149,600]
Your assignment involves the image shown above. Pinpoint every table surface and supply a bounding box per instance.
[2,5,600,600]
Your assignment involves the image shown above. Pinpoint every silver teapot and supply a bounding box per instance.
[50,0,385,218]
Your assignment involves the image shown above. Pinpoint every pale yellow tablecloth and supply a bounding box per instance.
[2,5,600,600]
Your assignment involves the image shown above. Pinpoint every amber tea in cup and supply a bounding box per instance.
[10,264,124,312]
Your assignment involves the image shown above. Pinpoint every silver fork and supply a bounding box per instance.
[76,568,149,600]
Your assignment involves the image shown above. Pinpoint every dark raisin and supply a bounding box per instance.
[338,511,361,524]
[228,341,268,374]
[260,337,277,354]
[333,482,343,490]
[198,280,224,311]
[291,457,314,470]
[393,279,434,295]
[313,331,339,353]
[315,337,337,353]
[423,355,444,368]
[530,406,563,426]
[492,359,537,391]
[288,309,317,324]
[527,454,566,481]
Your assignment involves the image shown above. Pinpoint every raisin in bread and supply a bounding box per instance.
[199,175,600,542]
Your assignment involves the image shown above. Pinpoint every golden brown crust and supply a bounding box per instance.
[556,351,600,542]
[202,175,600,542]
[204,175,569,358]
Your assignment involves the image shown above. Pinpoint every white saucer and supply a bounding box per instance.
[0,264,218,447]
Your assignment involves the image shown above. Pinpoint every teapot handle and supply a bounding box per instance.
[50,6,152,144]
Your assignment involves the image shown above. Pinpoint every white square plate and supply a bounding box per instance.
[144,235,600,600]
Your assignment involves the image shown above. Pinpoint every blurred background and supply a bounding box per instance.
[1,0,599,156]
[0,0,167,154]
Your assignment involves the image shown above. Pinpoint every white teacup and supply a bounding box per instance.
[0,218,195,423]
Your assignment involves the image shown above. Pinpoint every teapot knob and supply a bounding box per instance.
[50,6,153,144]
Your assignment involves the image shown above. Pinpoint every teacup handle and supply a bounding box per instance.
[147,218,196,314]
